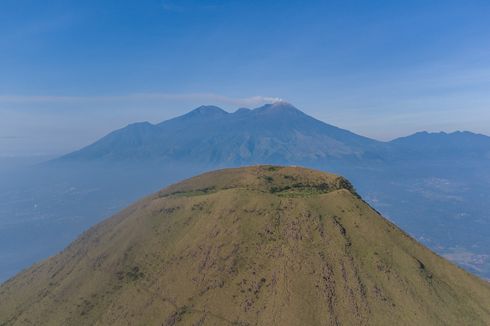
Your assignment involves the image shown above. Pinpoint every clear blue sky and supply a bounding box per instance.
[1,0,490,156]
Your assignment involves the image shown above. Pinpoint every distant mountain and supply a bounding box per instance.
[58,102,490,165]
[389,131,490,160]
[2,166,489,325]
[59,102,385,165]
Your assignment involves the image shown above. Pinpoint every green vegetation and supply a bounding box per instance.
[0,165,489,325]
[161,186,217,197]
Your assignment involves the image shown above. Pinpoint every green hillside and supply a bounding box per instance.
[1,166,489,325]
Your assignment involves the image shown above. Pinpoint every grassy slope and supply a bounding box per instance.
[0,166,489,325]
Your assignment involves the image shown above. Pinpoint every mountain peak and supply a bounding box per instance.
[254,101,304,115]
[185,105,228,118]
[234,107,252,115]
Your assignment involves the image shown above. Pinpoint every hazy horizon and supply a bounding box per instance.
[2,100,490,158]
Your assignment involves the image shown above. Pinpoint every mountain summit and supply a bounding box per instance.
[1,166,489,325]
[181,105,229,119]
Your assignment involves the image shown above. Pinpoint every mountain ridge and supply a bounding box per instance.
[58,102,384,164]
[57,102,490,164]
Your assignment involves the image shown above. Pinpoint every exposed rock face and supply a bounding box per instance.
[1,166,489,325]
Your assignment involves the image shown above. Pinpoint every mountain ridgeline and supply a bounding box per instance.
[1,166,489,325]
[58,102,383,164]
[58,102,490,165]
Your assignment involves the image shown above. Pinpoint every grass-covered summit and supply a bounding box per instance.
[1,166,489,325]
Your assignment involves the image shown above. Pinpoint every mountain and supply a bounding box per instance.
[1,166,489,325]
[2,102,490,285]
[389,131,490,160]
[59,102,384,165]
[57,102,490,165]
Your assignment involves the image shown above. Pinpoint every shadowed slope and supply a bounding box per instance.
[1,166,489,325]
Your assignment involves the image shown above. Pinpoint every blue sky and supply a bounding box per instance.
[1,0,490,156]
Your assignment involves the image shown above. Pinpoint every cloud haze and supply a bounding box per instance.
[0,93,282,107]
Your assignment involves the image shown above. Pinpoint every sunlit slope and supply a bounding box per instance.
[1,166,489,325]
